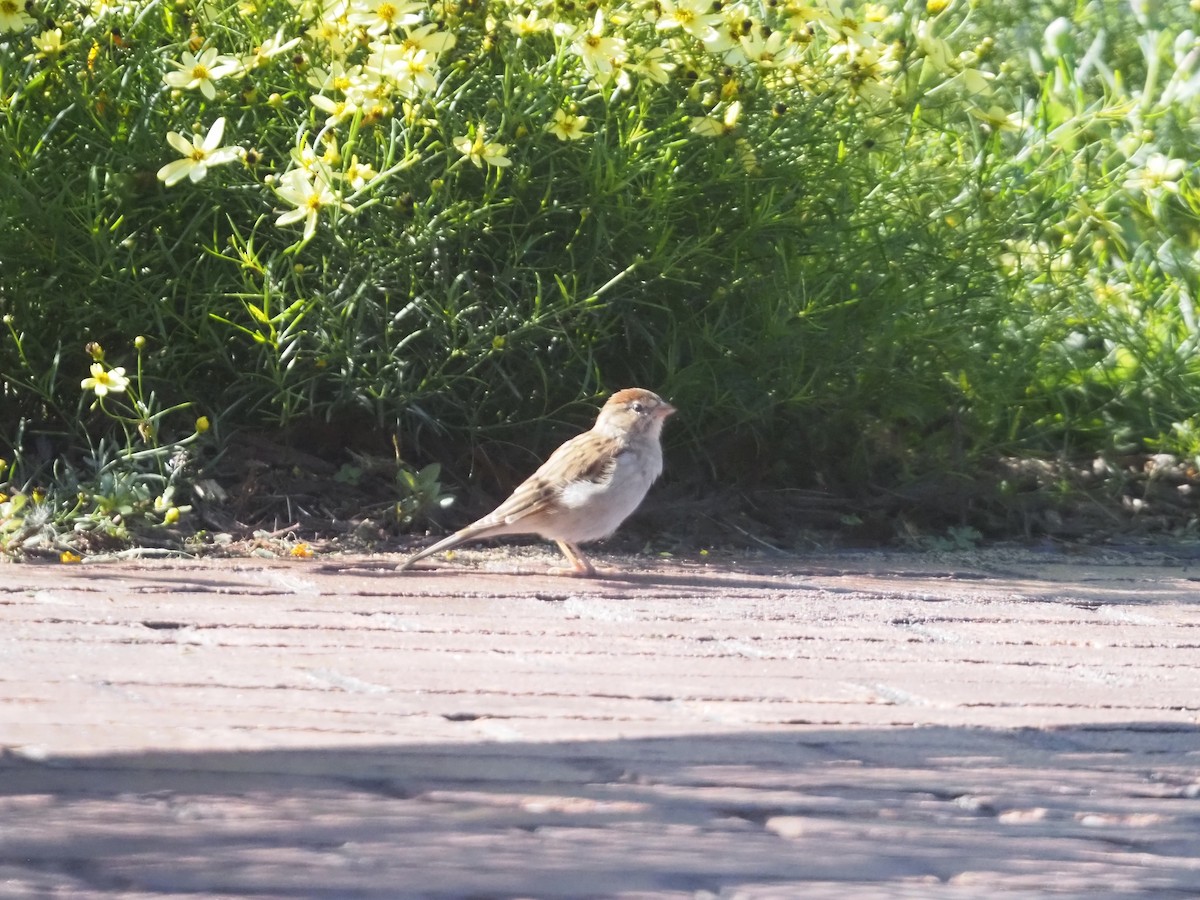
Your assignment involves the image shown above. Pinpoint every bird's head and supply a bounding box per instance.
[594,388,676,440]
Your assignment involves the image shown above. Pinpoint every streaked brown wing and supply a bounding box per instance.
[484,431,621,527]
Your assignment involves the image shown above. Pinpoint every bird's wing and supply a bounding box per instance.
[399,430,623,569]
[474,430,622,529]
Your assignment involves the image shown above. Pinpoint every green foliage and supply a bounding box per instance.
[394,461,454,526]
[984,0,1200,457]
[0,0,1198,551]
[0,338,203,555]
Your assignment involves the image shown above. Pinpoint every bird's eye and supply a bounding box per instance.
[631,401,645,413]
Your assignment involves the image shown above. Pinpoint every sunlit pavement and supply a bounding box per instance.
[3,550,1199,897]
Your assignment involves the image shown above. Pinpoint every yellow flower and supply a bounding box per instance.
[343,155,378,190]
[241,27,302,71]
[274,167,354,241]
[655,0,723,44]
[308,61,365,94]
[507,8,550,36]
[1123,153,1187,195]
[346,0,422,35]
[307,11,351,57]
[396,22,457,56]
[158,118,242,187]
[310,93,360,128]
[163,506,181,525]
[291,143,322,173]
[60,550,83,564]
[734,25,802,69]
[402,100,433,128]
[368,43,440,98]
[81,362,130,397]
[0,0,34,33]
[832,41,900,102]
[691,101,741,137]
[26,28,73,60]
[572,10,626,84]
[784,0,835,32]
[547,109,589,141]
[195,416,211,433]
[320,136,341,167]
[163,47,241,100]
[290,542,314,558]
[631,46,676,84]
[454,125,512,168]
[820,0,883,49]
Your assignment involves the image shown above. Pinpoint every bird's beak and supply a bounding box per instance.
[659,401,677,419]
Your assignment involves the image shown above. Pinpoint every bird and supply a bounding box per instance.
[399,388,676,577]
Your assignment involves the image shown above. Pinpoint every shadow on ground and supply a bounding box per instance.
[4,722,1199,898]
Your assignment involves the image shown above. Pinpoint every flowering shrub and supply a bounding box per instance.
[0,336,203,555]
[982,1,1200,456]
[0,0,1197,548]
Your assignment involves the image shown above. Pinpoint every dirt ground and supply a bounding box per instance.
[2,546,1199,898]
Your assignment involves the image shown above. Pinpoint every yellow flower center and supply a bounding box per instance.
[377,2,396,22]
[191,64,211,80]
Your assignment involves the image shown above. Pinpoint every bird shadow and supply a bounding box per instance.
[325,559,845,596]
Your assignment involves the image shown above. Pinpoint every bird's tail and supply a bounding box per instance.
[399,517,515,570]
[398,530,470,570]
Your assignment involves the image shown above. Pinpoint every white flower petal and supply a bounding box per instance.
[158,159,195,186]
[302,211,319,241]
[166,131,194,156]
[203,117,227,151]
[276,208,308,226]
[207,147,242,167]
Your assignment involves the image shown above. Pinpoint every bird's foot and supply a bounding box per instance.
[546,564,599,578]
[550,541,601,577]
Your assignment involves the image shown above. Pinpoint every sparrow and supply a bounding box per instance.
[399,388,675,576]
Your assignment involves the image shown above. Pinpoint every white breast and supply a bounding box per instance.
[544,444,662,544]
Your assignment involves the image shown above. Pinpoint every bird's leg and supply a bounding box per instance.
[549,540,597,577]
